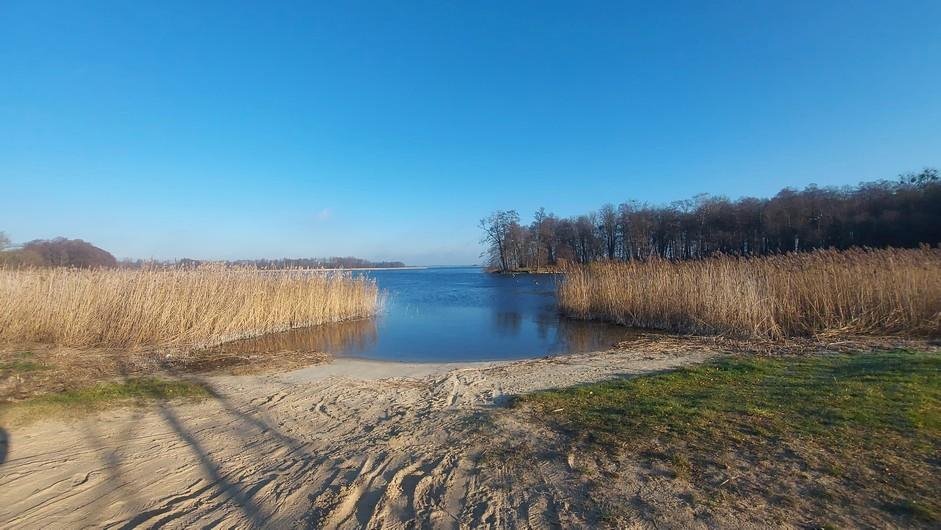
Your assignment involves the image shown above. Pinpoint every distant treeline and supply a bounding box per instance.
[480,168,941,272]
[0,237,118,268]
[123,257,407,270]
[0,234,405,270]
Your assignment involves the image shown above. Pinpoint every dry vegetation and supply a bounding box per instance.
[0,266,379,350]
[559,247,941,339]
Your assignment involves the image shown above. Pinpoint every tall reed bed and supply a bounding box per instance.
[0,266,379,349]
[558,248,941,339]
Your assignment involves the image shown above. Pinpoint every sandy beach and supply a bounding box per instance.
[0,348,713,528]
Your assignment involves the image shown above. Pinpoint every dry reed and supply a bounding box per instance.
[0,266,379,349]
[558,248,941,339]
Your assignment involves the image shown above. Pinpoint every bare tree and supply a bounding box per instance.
[477,168,940,269]
[598,204,618,260]
[479,210,520,272]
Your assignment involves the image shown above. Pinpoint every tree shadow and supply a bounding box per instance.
[153,402,271,527]
[77,410,148,515]
[72,360,317,526]
[0,427,8,465]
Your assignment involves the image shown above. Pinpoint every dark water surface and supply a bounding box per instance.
[228,267,633,362]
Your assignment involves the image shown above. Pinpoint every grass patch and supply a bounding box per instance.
[524,351,939,446]
[0,377,213,424]
[521,350,941,525]
[0,351,46,374]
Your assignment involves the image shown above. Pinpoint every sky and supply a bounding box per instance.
[1,1,939,265]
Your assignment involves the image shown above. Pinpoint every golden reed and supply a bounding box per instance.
[0,266,379,349]
[558,248,941,339]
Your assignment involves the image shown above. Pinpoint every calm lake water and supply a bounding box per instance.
[225,267,633,362]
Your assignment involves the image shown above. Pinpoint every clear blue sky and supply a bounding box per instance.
[2,1,939,265]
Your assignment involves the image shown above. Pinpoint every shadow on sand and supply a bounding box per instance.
[0,427,8,465]
[62,360,325,527]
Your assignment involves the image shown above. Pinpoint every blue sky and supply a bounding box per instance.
[2,1,939,265]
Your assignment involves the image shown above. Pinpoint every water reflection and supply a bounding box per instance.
[493,312,523,335]
[208,318,377,355]
[550,315,627,353]
[216,267,632,362]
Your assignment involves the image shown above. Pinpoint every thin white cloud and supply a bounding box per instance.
[315,208,332,222]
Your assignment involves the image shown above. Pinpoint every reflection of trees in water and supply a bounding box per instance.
[493,312,522,335]
[536,311,629,353]
[557,318,610,352]
[535,310,554,341]
[209,318,378,355]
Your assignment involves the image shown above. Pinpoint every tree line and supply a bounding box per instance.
[136,257,407,270]
[480,169,941,272]
[0,234,405,270]
[0,237,118,268]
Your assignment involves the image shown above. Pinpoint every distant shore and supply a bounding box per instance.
[488,267,561,275]
[314,266,428,271]
[261,266,430,272]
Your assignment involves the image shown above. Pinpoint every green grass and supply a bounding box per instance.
[524,351,939,445]
[521,350,941,524]
[0,351,47,374]
[0,377,213,423]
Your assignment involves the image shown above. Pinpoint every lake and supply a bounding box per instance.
[222,266,633,362]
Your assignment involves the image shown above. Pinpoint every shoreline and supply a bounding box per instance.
[487,268,562,275]
[2,339,937,527]
[260,266,432,272]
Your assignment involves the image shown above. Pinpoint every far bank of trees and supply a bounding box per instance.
[0,236,118,268]
[0,233,405,270]
[480,169,941,272]
[125,257,407,270]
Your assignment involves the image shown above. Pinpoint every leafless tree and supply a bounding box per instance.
[480,168,940,270]
[479,210,520,272]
